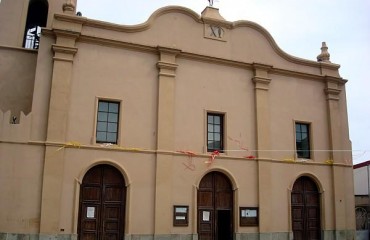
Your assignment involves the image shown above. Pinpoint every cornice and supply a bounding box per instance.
[78,35,157,54]
[325,75,347,85]
[41,28,55,37]
[157,46,182,56]
[54,13,87,25]
[0,45,38,53]
[252,63,273,72]
[52,6,342,72]
[53,29,80,39]
[54,6,202,34]
[232,21,341,70]
[179,51,252,69]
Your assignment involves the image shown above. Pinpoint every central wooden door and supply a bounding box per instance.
[198,172,233,240]
[78,164,126,240]
[291,176,321,240]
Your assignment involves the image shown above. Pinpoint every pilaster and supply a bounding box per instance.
[252,63,272,158]
[325,76,350,235]
[39,21,80,235]
[325,76,343,160]
[252,63,273,233]
[154,46,181,234]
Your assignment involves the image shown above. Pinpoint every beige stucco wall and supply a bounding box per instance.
[0,143,44,233]
[0,3,355,239]
[67,43,158,149]
[0,46,37,117]
[174,58,256,155]
[0,0,28,47]
[269,74,331,161]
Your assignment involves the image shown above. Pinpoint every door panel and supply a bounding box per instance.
[198,172,233,240]
[78,165,126,240]
[217,210,232,240]
[291,176,321,240]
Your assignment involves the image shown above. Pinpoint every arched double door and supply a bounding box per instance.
[198,172,234,240]
[291,176,321,240]
[78,164,126,240]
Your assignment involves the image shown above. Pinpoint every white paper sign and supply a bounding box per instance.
[176,216,186,220]
[175,207,187,213]
[87,207,95,218]
[242,209,257,218]
[203,211,210,221]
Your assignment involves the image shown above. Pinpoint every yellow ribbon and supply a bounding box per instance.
[57,141,81,151]
[325,160,334,165]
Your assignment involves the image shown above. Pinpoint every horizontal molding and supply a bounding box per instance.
[52,44,78,55]
[78,35,157,54]
[0,45,38,53]
[52,57,74,62]
[54,6,202,34]
[157,61,178,71]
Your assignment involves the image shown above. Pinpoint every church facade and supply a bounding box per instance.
[0,0,356,239]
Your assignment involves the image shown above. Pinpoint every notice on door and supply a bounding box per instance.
[203,211,210,221]
[87,207,95,218]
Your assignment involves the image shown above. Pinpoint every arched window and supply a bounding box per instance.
[23,0,48,49]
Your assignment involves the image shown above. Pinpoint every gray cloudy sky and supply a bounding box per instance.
[76,0,370,164]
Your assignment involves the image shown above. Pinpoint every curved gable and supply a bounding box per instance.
[53,5,340,75]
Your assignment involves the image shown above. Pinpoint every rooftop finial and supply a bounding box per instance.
[63,0,76,15]
[317,42,331,63]
[208,0,214,7]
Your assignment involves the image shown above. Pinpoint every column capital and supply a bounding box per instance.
[157,46,181,78]
[325,76,342,101]
[252,63,272,90]
[325,88,341,101]
[252,76,271,91]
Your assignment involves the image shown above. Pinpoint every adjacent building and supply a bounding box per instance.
[354,161,370,239]
[0,0,356,239]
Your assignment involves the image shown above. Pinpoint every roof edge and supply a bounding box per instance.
[354,161,370,169]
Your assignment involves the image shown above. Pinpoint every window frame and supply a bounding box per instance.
[206,112,225,153]
[295,122,312,159]
[94,98,122,145]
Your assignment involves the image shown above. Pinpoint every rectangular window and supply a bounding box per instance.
[207,113,224,152]
[96,100,120,144]
[295,123,310,159]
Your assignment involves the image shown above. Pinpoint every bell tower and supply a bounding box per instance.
[0,0,77,48]
[23,0,48,49]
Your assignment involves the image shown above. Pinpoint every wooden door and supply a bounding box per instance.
[78,165,126,240]
[291,176,321,240]
[198,172,233,240]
